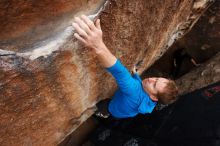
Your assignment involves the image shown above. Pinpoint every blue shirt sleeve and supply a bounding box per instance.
[132,73,142,82]
[106,59,138,95]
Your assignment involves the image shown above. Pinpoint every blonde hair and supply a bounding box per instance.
[157,79,178,105]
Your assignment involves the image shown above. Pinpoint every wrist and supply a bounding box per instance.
[94,42,108,54]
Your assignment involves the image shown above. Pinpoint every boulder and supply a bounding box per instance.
[0,0,214,145]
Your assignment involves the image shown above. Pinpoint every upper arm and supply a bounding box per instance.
[106,60,138,95]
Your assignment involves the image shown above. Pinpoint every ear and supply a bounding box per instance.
[150,95,158,102]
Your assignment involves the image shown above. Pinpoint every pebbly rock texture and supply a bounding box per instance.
[0,0,215,145]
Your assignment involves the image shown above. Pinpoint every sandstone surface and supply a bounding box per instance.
[0,0,215,145]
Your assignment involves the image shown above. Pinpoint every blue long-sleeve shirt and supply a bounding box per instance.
[106,59,157,118]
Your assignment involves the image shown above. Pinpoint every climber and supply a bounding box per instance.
[72,15,178,119]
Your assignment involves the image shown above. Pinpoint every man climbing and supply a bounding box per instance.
[72,15,178,119]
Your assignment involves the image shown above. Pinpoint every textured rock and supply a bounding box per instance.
[0,0,214,145]
[143,0,220,79]
[176,52,220,95]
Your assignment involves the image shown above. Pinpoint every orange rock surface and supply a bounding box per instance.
[0,0,214,145]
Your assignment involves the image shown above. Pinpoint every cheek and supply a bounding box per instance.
[143,84,149,92]
[145,85,153,93]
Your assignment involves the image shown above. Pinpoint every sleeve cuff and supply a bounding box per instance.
[106,59,120,72]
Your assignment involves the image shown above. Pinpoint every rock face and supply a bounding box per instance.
[177,52,220,95]
[176,0,220,95]
[0,0,214,145]
[140,0,220,95]
[148,0,220,79]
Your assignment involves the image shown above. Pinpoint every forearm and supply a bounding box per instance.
[94,44,117,68]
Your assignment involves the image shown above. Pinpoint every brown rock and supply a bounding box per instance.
[176,52,220,95]
[0,0,214,145]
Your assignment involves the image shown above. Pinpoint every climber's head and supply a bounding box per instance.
[142,77,178,105]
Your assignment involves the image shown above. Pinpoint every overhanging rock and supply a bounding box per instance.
[0,0,215,145]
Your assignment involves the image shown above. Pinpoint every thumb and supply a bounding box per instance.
[95,19,101,30]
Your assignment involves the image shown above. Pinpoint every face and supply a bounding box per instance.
[142,77,169,101]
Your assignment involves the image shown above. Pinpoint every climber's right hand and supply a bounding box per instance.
[72,15,106,54]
